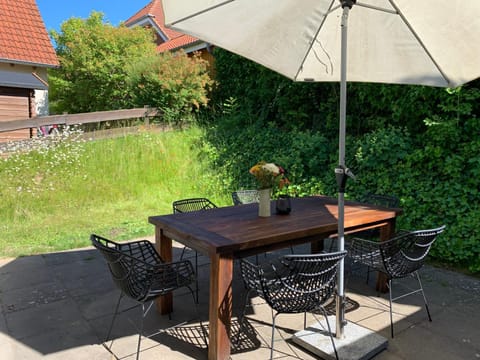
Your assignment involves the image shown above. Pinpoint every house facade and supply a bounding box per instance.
[0,0,59,142]
[125,0,214,66]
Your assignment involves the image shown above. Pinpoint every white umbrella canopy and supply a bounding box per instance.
[163,0,480,88]
[162,0,480,341]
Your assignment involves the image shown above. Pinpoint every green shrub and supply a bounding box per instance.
[345,120,480,272]
[201,108,336,198]
[199,111,480,273]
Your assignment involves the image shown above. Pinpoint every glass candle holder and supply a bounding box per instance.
[275,195,291,215]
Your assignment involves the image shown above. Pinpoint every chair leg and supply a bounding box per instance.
[388,279,394,338]
[186,284,208,346]
[195,251,199,303]
[234,289,254,346]
[415,271,432,322]
[240,289,253,320]
[136,303,146,360]
[270,312,279,360]
[104,292,123,349]
[366,266,371,284]
[388,272,432,339]
[181,247,199,304]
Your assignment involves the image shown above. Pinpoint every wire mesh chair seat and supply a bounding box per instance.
[348,225,446,337]
[172,197,218,302]
[239,251,347,359]
[232,189,259,205]
[91,234,198,360]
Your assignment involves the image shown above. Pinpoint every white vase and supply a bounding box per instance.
[258,188,272,217]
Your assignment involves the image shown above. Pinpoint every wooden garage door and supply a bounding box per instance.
[0,87,32,143]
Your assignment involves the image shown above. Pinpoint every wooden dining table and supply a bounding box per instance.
[148,195,401,360]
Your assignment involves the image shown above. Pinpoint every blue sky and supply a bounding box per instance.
[36,0,146,32]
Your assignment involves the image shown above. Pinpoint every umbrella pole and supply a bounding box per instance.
[336,0,355,340]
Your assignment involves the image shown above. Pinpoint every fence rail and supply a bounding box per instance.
[0,107,160,133]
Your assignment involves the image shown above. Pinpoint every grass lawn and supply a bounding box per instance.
[0,126,230,258]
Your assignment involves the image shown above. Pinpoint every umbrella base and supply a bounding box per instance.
[292,316,387,360]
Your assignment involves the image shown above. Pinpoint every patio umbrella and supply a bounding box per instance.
[162,0,480,339]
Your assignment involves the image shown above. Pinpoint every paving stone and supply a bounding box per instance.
[0,257,52,292]
[61,272,115,298]
[1,280,68,314]
[0,246,479,360]
[41,248,99,267]
[9,323,100,357]
[49,256,107,284]
[5,298,86,340]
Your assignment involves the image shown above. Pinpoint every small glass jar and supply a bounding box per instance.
[275,195,291,215]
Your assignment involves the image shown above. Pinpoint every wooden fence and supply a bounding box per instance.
[0,107,160,133]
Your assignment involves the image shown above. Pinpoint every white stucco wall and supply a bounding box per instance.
[34,89,49,116]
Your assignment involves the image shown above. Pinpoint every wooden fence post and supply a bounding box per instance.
[144,105,150,127]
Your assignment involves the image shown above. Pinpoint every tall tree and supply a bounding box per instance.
[48,12,156,113]
[49,12,213,119]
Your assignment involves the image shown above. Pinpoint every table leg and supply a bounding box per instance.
[154,226,173,314]
[208,253,233,360]
[376,219,396,293]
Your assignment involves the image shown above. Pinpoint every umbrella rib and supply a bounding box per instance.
[356,2,397,14]
[294,0,339,81]
[387,0,451,86]
[166,0,235,27]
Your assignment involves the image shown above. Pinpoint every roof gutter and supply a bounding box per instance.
[0,58,59,69]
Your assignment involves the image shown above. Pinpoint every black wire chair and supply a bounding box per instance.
[173,197,218,213]
[343,193,401,282]
[90,234,198,360]
[361,193,400,209]
[232,189,259,205]
[239,251,347,360]
[172,197,218,302]
[357,193,400,239]
[328,193,400,252]
[348,225,446,338]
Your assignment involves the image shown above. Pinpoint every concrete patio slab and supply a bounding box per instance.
[0,239,478,360]
[292,316,388,360]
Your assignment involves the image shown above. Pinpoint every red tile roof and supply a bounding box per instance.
[0,0,59,67]
[156,34,200,52]
[125,0,203,53]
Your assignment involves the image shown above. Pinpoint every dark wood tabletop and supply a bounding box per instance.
[149,195,400,257]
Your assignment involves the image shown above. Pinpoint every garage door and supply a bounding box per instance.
[0,87,32,143]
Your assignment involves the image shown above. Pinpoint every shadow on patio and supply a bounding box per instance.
[0,241,478,359]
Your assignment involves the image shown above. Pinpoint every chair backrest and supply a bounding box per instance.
[259,251,347,313]
[91,234,162,301]
[363,193,400,208]
[354,193,400,240]
[232,190,259,205]
[381,225,446,278]
[172,197,217,213]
